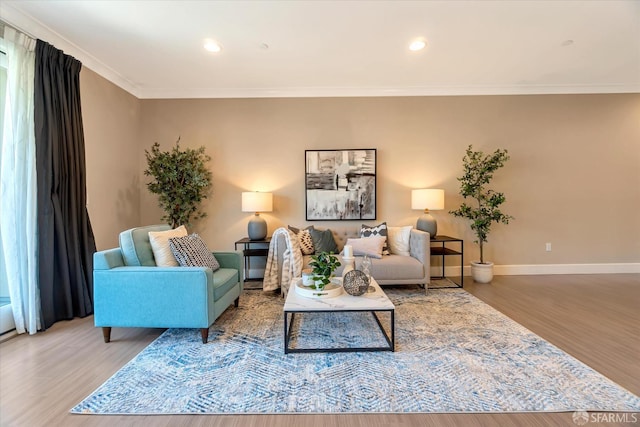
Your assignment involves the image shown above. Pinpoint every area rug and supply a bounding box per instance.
[71,288,640,414]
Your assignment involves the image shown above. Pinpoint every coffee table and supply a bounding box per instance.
[283,277,395,353]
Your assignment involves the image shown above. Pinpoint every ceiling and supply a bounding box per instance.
[2,0,639,99]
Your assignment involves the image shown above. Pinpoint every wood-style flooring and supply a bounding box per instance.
[0,273,638,427]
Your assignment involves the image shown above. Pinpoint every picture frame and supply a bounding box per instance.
[305,149,376,221]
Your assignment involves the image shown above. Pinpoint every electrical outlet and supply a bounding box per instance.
[545,243,552,252]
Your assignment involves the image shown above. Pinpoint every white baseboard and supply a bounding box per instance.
[433,263,640,277]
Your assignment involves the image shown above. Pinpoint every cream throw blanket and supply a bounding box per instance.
[263,227,303,295]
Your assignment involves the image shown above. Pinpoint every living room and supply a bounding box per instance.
[1,1,638,426]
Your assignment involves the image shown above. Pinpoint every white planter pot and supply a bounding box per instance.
[471,261,494,283]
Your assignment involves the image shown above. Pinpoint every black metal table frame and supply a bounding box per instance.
[430,236,464,288]
[284,308,395,354]
[234,237,271,282]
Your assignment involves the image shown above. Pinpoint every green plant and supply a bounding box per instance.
[144,138,212,228]
[308,252,341,290]
[450,145,514,264]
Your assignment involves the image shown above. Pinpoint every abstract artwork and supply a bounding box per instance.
[305,149,376,220]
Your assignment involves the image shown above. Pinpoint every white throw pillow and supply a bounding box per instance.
[148,225,188,266]
[345,236,386,259]
[387,226,412,256]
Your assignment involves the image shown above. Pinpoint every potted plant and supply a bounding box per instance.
[450,145,514,283]
[144,138,212,228]
[308,252,341,290]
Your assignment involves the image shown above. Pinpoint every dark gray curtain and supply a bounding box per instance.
[34,40,96,329]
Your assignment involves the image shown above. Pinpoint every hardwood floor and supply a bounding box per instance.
[1,274,638,426]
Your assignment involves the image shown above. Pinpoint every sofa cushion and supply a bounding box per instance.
[361,222,390,255]
[301,253,424,282]
[387,225,412,256]
[366,254,425,281]
[345,236,386,259]
[212,268,239,300]
[309,227,339,254]
[119,224,172,266]
[169,234,220,271]
[148,225,188,266]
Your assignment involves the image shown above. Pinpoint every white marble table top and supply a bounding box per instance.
[284,277,395,312]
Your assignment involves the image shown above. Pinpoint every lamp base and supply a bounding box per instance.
[248,214,267,240]
[416,213,437,239]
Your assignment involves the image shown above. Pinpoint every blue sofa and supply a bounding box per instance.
[93,225,243,343]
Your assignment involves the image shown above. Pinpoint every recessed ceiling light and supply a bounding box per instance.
[204,39,222,53]
[409,39,427,51]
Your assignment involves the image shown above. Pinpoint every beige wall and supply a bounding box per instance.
[81,68,141,249]
[138,95,640,266]
[81,68,640,267]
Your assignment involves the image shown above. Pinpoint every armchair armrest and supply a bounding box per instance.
[94,248,125,270]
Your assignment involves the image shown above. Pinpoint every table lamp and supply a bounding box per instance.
[242,192,273,240]
[411,188,444,238]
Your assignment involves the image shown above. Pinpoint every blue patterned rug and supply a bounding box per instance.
[71,288,640,414]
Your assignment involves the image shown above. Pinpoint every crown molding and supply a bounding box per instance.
[1,4,142,98]
[136,83,640,99]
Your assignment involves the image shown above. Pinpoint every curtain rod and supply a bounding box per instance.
[0,18,37,40]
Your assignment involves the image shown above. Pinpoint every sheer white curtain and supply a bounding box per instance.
[0,26,40,334]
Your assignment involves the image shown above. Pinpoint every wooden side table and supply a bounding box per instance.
[430,235,463,288]
[234,237,271,282]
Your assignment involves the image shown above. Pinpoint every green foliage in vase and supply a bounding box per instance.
[308,252,341,290]
[144,138,212,228]
[450,145,514,264]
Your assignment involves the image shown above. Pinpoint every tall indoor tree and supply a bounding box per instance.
[450,145,513,283]
[144,139,212,228]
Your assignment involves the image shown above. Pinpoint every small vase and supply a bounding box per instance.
[342,256,355,278]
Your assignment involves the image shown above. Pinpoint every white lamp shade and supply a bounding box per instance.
[242,192,273,213]
[411,189,445,211]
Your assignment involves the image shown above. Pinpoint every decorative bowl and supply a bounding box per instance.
[343,270,370,296]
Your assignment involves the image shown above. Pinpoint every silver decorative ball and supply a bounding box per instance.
[343,270,370,296]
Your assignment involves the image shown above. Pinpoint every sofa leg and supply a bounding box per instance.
[234,297,240,308]
[102,327,112,343]
[200,328,209,344]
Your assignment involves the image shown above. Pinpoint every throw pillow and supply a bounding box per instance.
[308,227,339,254]
[298,229,315,255]
[361,222,390,255]
[345,236,386,259]
[148,225,188,267]
[387,225,412,256]
[168,233,220,271]
[288,225,314,234]
[288,225,300,234]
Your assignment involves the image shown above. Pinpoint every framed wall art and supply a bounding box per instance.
[305,149,376,221]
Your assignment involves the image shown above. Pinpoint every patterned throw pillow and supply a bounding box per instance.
[298,229,315,255]
[168,234,220,271]
[361,222,390,255]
